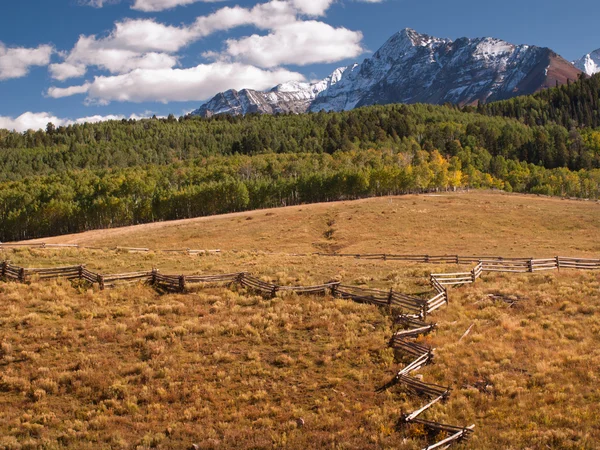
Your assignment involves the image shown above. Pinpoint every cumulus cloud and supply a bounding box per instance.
[212,21,364,68]
[0,111,154,132]
[47,0,372,105]
[289,0,335,16]
[51,0,359,82]
[189,2,298,38]
[47,63,305,104]
[47,83,92,99]
[49,19,194,81]
[0,112,63,132]
[0,43,53,81]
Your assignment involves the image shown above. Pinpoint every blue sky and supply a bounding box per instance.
[1,0,599,131]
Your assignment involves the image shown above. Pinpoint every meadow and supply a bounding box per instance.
[1,191,599,449]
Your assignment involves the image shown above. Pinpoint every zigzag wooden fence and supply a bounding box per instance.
[2,252,599,449]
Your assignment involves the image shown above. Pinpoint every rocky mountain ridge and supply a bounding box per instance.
[193,28,582,117]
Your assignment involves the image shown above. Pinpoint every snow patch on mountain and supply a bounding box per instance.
[194,28,581,117]
[573,50,600,75]
[192,66,349,117]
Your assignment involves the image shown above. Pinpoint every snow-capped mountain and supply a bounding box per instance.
[192,68,347,117]
[193,28,581,117]
[573,49,600,75]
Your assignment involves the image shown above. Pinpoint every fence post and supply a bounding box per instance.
[383,254,387,261]
[471,267,476,283]
[179,275,186,293]
[445,287,449,304]
[556,256,560,271]
[237,273,244,283]
[425,255,430,263]
[528,258,534,273]
[78,265,84,280]
[388,288,394,306]
[97,274,105,290]
[151,268,158,285]
[270,285,279,298]
[455,255,459,265]
[330,283,338,298]
[19,267,26,283]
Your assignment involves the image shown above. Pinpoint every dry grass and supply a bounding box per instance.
[429,270,600,449]
[0,279,418,449]
[19,191,600,257]
[2,192,600,449]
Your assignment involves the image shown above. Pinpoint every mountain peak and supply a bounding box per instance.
[194,29,582,118]
[574,49,600,76]
[398,28,431,46]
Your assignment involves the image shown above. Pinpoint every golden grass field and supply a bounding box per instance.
[1,191,600,449]
[22,191,600,257]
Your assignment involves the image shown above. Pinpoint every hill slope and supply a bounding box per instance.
[20,192,600,257]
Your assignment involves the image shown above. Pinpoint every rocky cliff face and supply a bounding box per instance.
[192,67,347,117]
[193,28,582,117]
[310,29,581,111]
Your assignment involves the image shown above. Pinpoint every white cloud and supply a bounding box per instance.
[0,112,63,132]
[48,63,305,104]
[47,0,373,105]
[51,1,356,82]
[50,19,194,81]
[79,0,122,7]
[191,2,298,37]
[88,0,337,14]
[47,83,92,98]
[213,21,364,68]
[132,0,223,12]
[289,0,335,16]
[0,43,53,81]
[107,19,198,53]
[0,111,154,132]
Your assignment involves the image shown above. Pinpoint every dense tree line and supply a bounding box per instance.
[1,148,598,242]
[474,73,600,129]
[0,103,599,184]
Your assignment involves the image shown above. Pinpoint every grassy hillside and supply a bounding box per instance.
[22,191,600,257]
[2,192,600,449]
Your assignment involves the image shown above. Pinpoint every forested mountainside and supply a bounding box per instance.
[1,75,600,241]
[475,73,600,128]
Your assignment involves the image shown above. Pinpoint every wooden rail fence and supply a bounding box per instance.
[3,251,598,449]
[319,253,600,271]
[3,244,599,272]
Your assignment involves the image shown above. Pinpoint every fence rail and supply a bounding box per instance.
[4,250,598,449]
[0,261,434,317]
[319,253,600,272]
